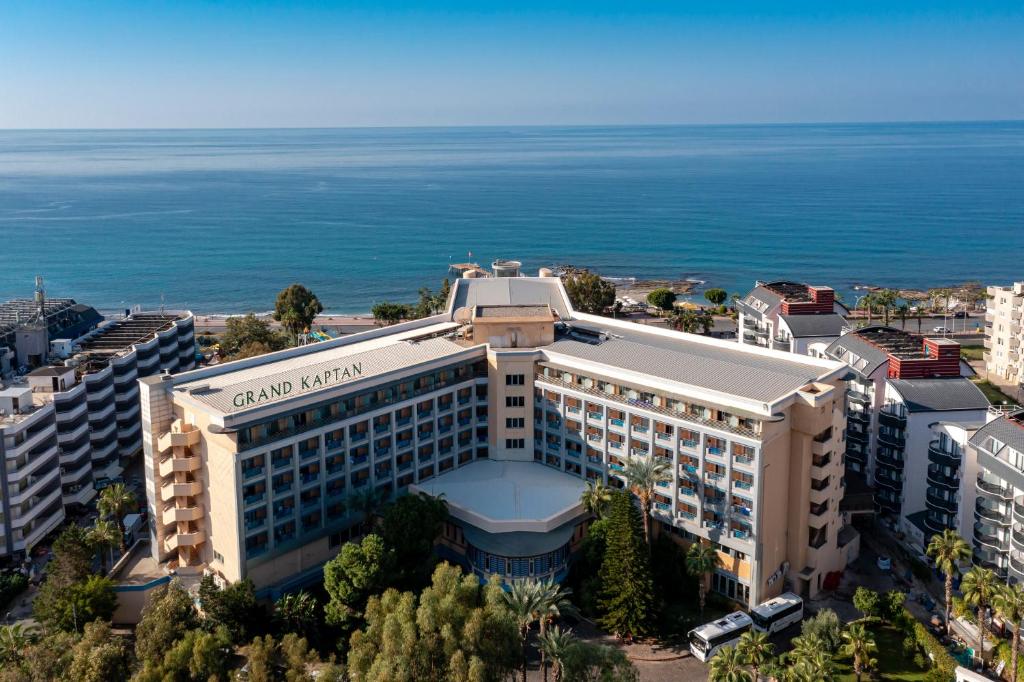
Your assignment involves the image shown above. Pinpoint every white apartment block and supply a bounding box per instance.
[985,282,1024,393]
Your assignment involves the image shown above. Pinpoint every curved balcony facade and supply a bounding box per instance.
[976,498,1011,525]
[928,441,961,469]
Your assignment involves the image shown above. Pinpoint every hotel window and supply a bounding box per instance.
[505,396,525,407]
[506,438,525,449]
[506,417,525,429]
[506,374,525,386]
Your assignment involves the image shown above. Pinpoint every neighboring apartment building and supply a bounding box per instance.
[967,407,1024,581]
[0,384,65,559]
[68,312,197,480]
[984,282,1024,394]
[736,281,847,356]
[139,275,857,606]
[824,326,989,547]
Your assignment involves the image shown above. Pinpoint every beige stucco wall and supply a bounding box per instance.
[486,350,540,462]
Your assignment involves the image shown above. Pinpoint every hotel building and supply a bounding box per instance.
[736,281,847,356]
[824,326,989,548]
[967,407,1024,581]
[138,274,858,606]
[984,282,1024,394]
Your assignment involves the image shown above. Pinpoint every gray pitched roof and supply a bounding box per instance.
[824,332,891,377]
[970,411,1024,454]
[451,278,571,318]
[544,323,835,404]
[888,378,990,413]
[779,313,846,339]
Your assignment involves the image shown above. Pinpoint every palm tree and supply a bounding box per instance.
[896,303,910,330]
[784,633,824,666]
[273,590,319,640]
[503,580,544,682]
[788,650,835,682]
[535,626,575,682]
[0,623,38,664]
[841,623,878,682]
[621,454,671,546]
[926,529,971,632]
[533,580,575,682]
[97,482,136,554]
[737,629,774,681]
[860,292,876,325]
[962,565,1000,669]
[580,480,612,519]
[349,487,383,534]
[685,542,721,616]
[994,583,1024,682]
[708,645,752,682]
[875,289,898,326]
[88,518,120,574]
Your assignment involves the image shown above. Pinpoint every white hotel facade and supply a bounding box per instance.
[139,275,859,606]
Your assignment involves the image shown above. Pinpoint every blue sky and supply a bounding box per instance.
[1,1,1022,128]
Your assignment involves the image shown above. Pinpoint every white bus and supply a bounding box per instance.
[750,592,804,634]
[687,611,753,662]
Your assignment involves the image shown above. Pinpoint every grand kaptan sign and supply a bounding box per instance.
[232,362,364,408]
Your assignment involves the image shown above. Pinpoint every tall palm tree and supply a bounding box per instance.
[708,645,752,682]
[88,518,120,574]
[98,482,136,554]
[0,623,38,664]
[962,565,1000,669]
[994,583,1024,682]
[785,633,824,665]
[841,623,878,682]
[535,626,575,682]
[580,480,611,519]
[621,454,671,546]
[503,580,544,682]
[896,303,910,330]
[533,580,576,682]
[686,542,721,616]
[926,529,971,633]
[860,292,876,325]
[737,629,774,681]
[875,289,897,327]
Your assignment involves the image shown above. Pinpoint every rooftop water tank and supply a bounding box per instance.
[492,259,522,278]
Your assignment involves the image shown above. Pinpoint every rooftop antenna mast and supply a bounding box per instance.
[30,275,46,324]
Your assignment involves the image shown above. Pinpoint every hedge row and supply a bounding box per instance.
[903,607,958,682]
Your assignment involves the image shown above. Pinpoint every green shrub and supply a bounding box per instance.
[0,572,28,610]
[907,608,957,681]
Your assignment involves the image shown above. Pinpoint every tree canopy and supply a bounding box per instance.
[324,533,394,629]
[645,288,676,312]
[221,313,289,358]
[704,288,728,306]
[274,284,324,336]
[347,563,519,682]
[380,492,449,589]
[371,302,413,327]
[597,491,654,638]
[562,270,616,315]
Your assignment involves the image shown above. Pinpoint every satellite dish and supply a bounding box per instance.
[453,307,472,324]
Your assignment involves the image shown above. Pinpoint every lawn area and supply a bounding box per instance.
[960,345,985,361]
[834,625,929,682]
[972,378,1017,406]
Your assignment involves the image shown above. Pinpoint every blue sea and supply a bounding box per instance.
[1,123,1022,314]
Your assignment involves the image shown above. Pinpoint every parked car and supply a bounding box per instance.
[932,326,950,334]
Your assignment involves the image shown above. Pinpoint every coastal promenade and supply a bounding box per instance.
[193,314,378,335]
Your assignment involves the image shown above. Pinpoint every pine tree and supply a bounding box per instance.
[597,491,654,639]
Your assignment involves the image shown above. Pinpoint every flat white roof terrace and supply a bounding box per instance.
[410,459,587,535]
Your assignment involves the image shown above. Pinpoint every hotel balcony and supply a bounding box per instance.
[163,503,204,524]
[161,480,202,501]
[159,453,201,477]
[164,529,206,552]
[926,466,959,490]
[975,499,1010,525]
[157,426,201,451]
[878,409,907,429]
[927,441,960,468]
[1014,496,1024,524]
[977,476,1014,501]
[973,523,1004,551]
[877,430,906,449]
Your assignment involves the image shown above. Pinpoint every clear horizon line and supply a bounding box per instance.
[2,117,1023,132]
